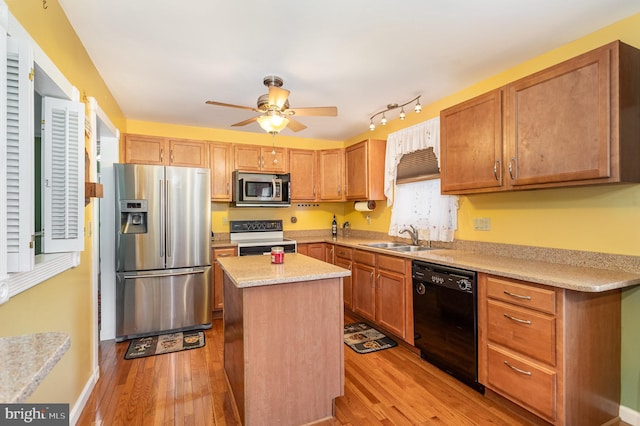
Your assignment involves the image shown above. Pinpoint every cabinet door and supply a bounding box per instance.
[289,149,317,200]
[505,46,611,187]
[352,262,376,321]
[440,89,504,193]
[376,269,406,338]
[260,147,288,173]
[209,142,232,201]
[169,139,208,167]
[335,257,352,309]
[306,243,325,261]
[124,134,168,165]
[212,247,236,311]
[345,141,368,200]
[318,149,344,201]
[324,244,334,264]
[234,145,262,171]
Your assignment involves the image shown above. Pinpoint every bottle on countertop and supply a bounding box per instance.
[331,215,338,240]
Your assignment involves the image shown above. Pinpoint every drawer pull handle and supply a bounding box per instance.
[503,290,531,300]
[504,361,532,376]
[503,313,532,325]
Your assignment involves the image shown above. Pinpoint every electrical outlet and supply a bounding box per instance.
[473,217,491,231]
[222,216,228,225]
[366,215,371,225]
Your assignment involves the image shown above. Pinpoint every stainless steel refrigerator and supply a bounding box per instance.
[114,164,212,341]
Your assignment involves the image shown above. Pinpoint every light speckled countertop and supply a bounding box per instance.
[218,253,351,288]
[0,332,70,403]
[214,235,640,292]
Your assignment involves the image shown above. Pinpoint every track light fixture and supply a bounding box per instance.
[369,95,422,131]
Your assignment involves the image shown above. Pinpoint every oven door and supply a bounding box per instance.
[237,240,297,256]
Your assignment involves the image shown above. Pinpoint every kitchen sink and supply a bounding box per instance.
[387,245,434,252]
[362,242,409,248]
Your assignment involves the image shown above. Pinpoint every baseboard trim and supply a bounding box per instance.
[69,366,99,426]
[620,405,640,426]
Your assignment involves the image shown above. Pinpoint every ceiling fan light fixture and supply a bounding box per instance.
[257,112,290,134]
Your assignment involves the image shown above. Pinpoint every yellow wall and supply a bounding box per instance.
[2,0,126,408]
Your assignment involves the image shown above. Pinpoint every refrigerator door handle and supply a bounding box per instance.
[166,179,172,258]
[159,179,165,258]
[123,268,206,280]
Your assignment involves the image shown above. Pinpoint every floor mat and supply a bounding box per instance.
[344,322,397,354]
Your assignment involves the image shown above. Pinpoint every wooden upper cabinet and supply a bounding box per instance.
[318,148,344,201]
[209,142,232,201]
[289,149,317,201]
[345,139,386,201]
[168,139,208,168]
[124,134,167,165]
[440,90,504,194]
[289,148,345,202]
[505,41,636,188]
[234,144,288,173]
[440,41,640,194]
[123,134,207,168]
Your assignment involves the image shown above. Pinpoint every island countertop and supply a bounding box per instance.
[217,253,351,289]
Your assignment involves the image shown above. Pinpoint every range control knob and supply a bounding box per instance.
[457,279,472,291]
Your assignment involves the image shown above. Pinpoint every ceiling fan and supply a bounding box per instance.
[205,75,338,134]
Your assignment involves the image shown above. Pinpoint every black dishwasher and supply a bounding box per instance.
[412,260,484,393]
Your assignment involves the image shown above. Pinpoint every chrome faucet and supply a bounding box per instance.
[399,225,419,246]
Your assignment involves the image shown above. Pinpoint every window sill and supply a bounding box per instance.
[1,252,81,304]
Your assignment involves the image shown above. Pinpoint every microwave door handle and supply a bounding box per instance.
[272,178,277,198]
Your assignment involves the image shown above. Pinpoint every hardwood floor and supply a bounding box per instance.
[77,315,563,425]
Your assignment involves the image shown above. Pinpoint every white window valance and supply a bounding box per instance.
[385,117,459,243]
[384,117,440,206]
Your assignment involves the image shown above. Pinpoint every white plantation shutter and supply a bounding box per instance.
[0,3,7,296]
[42,97,84,253]
[6,37,34,272]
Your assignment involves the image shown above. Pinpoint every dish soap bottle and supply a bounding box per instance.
[332,215,338,240]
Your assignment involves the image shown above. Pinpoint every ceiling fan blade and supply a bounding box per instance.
[286,106,338,117]
[286,117,307,132]
[268,86,290,109]
[231,116,259,127]
[206,100,257,112]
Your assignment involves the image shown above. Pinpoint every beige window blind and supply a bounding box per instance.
[396,147,440,184]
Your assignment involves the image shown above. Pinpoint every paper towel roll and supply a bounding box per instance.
[354,201,376,211]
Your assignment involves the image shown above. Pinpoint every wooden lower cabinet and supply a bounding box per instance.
[478,273,621,425]
[333,246,353,310]
[352,250,407,339]
[212,247,236,311]
[297,242,325,261]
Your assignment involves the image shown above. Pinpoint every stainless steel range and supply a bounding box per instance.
[230,220,297,256]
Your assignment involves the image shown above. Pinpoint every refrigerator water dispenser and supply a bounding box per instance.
[120,199,148,234]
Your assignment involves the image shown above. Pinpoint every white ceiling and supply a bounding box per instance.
[58,0,640,141]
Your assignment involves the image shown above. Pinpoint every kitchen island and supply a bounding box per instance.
[218,253,351,426]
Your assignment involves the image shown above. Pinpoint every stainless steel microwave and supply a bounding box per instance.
[232,171,291,207]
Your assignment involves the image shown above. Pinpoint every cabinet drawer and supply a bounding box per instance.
[214,247,237,259]
[487,345,556,422]
[353,249,376,266]
[335,246,353,260]
[487,300,556,366]
[486,275,556,314]
[376,254,405,274]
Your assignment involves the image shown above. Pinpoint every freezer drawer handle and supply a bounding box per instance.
[123,269,204,279]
